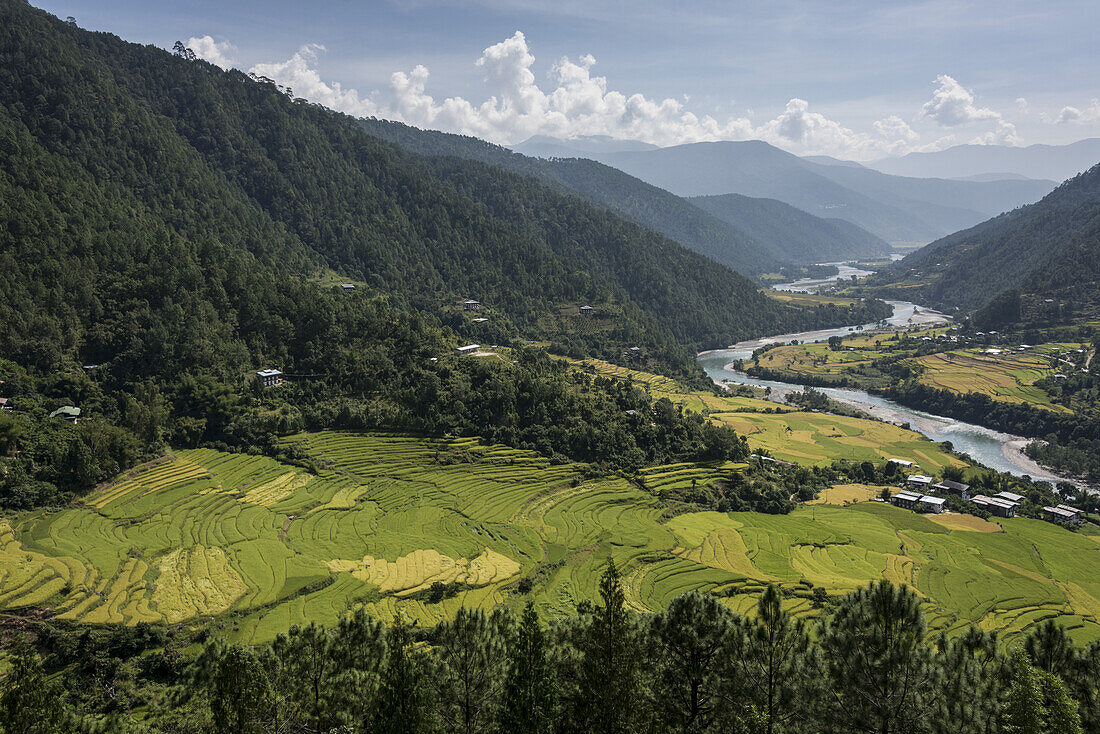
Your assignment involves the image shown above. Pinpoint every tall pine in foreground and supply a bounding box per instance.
[500,602,554,734]
[0,636,67,734]
[819,580,937,734]
[561,559,645,734]
[728,584,818,734]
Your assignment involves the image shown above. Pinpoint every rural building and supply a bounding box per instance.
[340,283,356,292]
[0,398,8,411]
[472,317,488,324]
[932,480,971,502]
[996,491,1025,504]
[1042,506,1081,525]
[888,458,914,469]
[891,491,922,510]
[82,364,99,371]
[580,305,595,316]
[256,369,283,388]
[971,495,1017,518]
[49,406,80,422]
[907,474,933,490]
[463,299,482,311]
[919,496,946,514]
[455,344,480,356]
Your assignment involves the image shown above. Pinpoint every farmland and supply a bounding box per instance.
[4,431,1100,645]
[750,329,1080,413]
[578,358,964,469]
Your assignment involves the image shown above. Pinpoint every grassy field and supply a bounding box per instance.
[911,350,1072,413]
[5,431,1099,644]
[752,331,1078,413]
[577,358,964,470]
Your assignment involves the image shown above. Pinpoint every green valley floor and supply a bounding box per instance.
[4,431,1100,645]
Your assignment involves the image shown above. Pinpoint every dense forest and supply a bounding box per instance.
[0,0,892,511]
[1,566,1095,734]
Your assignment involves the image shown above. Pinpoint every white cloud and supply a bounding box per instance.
[187,35,237,70]
[232,34,1006,159]
[1055,99,1100,124]
[1015,97,1029,112]
[250,45,378,117]
[920,74,1000,126]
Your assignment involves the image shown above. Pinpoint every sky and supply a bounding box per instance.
[34,0,1100,160]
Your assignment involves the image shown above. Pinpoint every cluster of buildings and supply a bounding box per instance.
[887,469,1086,525]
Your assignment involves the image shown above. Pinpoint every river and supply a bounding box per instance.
[697,271,1072,485]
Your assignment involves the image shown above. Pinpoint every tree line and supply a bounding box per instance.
[2,564,1095,734]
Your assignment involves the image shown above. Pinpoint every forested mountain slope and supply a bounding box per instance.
[860,163,1100,316]
[358,119,781,273]
[0,1,892,509]
[361,119,891,269]
[690,193,891,263]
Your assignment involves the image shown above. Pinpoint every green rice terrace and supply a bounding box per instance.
[5,431,1100,645]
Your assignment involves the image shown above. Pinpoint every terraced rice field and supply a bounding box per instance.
[911,350,1070,413]
[3,432,1100,644]
[576,358,962,470]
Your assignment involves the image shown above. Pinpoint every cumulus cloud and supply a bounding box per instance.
[1055,100,1100,124]
[250,44,379,117]
[920,74,1001,126]
[229,33,983,158]
[187,35,237,70]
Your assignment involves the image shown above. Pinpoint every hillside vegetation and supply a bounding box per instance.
[860,162,1100,316]
[0,0,888,510]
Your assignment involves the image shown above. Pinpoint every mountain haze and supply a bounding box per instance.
[515,138,1056,245]
[870,139,1100,182]
[689,193,891,264]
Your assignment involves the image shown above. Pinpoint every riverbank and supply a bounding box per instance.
[699,271,1078,486]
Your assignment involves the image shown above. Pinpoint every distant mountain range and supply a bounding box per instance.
[868,139,1100,183]
[862,163,1100,318]
[362,120,891,272]
[512,138,1058,245]
[689,194,891,264]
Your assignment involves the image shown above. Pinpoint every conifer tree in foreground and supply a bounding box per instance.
[563,559,644,734]
[819,579,936,734]
[728,584,817,734]
[376,615,430,734]
[500,602,554,734]
[649,590,735,733]
[435,607,509,734]
[0,636,66,734]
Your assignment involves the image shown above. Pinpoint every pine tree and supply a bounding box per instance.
[932,627,1006,734]
[330,609,387,731]
[0,635,67,734]
[206,643,271,734]
[726,585,817,734]
[376,615,430,734]
[819,580,936,734]
[1004,648,1045,734]
[1024,620,1076,678]
[434,607,508,734]
[563,559,645,734]
[649,590,735,733]
[499,602,553,734]
[270,623,339,733]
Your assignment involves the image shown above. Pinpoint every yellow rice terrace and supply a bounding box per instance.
[5,431,1100,645]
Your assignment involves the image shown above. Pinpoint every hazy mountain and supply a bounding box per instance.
[513,138,1054,245]
[869,139,1100,182]
[515,134,660,157]
[863,163,1100,316]
[690,194,892,264]
[364,120,890,270]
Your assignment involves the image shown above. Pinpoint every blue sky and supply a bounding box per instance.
[35,0,1100,158]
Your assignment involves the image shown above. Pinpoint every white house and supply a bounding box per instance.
[256,369,283,388]
[455,344,480,356]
